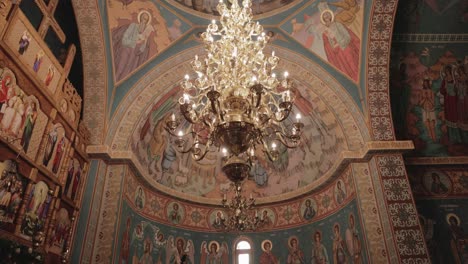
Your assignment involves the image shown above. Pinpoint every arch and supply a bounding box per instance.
[233,236,254,264]
[73,0,108,145]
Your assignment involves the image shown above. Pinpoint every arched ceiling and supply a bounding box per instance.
[78,0,403,204]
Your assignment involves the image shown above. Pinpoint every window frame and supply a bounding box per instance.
[233,236,254,264]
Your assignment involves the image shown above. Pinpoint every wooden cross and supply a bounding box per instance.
[34,0,66,43]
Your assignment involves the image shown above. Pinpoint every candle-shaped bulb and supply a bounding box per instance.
[177,130,183,137]
[184,74,189,80]
[223,193,226,200]
[272,73,276,78]
[222,147,228,156]
[171,113,176,121]
[252,76,257,82]
[211,19,216,24]
[272,51,275,57]
[296,113,302,121]
[271,142,277,150]
[284,71,289,78]
[250,193,253,199]
[183,93,190,103]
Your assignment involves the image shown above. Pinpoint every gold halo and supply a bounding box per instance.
[446,213,461,226]
[320,9,335,25]
[208,241,220,251]
[138,10,152,24]
[261,239,273,252]
[288,236,299,248]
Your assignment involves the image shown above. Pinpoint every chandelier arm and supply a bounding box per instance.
[191,142,212,161]
[273,131,302,148]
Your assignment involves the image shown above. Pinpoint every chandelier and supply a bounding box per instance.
[165,0,303,183]
[221,182,264,231]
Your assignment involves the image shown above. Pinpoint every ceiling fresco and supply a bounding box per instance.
[130,81,347,199]
[107,0,192,83]
[100,0,372,202]
[166,0,300,17]
[280,0,364,82]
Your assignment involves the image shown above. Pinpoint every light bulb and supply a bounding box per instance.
[177,131,183,137]
[184,74,189,80]
[296,113,302,121]
[284,71,289,78]
[271,142,277,150]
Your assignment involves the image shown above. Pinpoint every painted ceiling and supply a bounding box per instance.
[100,0,374,203]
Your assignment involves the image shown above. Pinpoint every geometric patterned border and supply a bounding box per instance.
[366,0,398,141]
[73,0,107,145]
[375,155,430,263]
[392,33,468,43]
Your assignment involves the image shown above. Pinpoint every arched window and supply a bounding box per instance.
[235,239,252,264]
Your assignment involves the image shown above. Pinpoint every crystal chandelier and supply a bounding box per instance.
[220,182,264,231]
[165,0,303,183]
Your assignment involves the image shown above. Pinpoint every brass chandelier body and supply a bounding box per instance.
[165,0,304,183]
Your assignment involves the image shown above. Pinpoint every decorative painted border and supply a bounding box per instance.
[73,0,107,145]
[374,154,430,263]
[123,166,356,231]
[392,33,468,43]
[366,0,398,141]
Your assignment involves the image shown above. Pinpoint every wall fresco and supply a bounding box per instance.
[114,198,367,263]
[124,168,355,231]
[107,0,191,83]
[408,166,468,263]
[131,84,346,199]
[390,43,468,156]
[281,0,363,82]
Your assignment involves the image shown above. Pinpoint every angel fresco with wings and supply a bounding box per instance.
[200,240,229,264]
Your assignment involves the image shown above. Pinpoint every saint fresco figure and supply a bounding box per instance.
[119,217,131,264]
[135,186,145,209]
[302,198,316,220]
[320,9,360,82]
[33,51,44,73]
[168,203,182,224]
[332,223,348,264]
[18,31,31,55]
[43,127,58,166]
[440,64,462,143]
[311,230,329,264]
[287,236,305,264]
[418,78,437,142]
[201,240,229,264]
[44,65,55,87]
[21,181,51,238]
[112,10,155,81]
[20,100,37,152]
[211,210,225,229]
[0,160,26,224]
[345,214,362,263]
[335,180,346,204]
[1,89,25,136]
[260,209,274,228]
[446,213,468,263]
[260,240,279,264]
[430,173,449,194]
[51,137,65,173]
[166,237,194,264]
[48,207,71,253]
[0,74,13,111]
